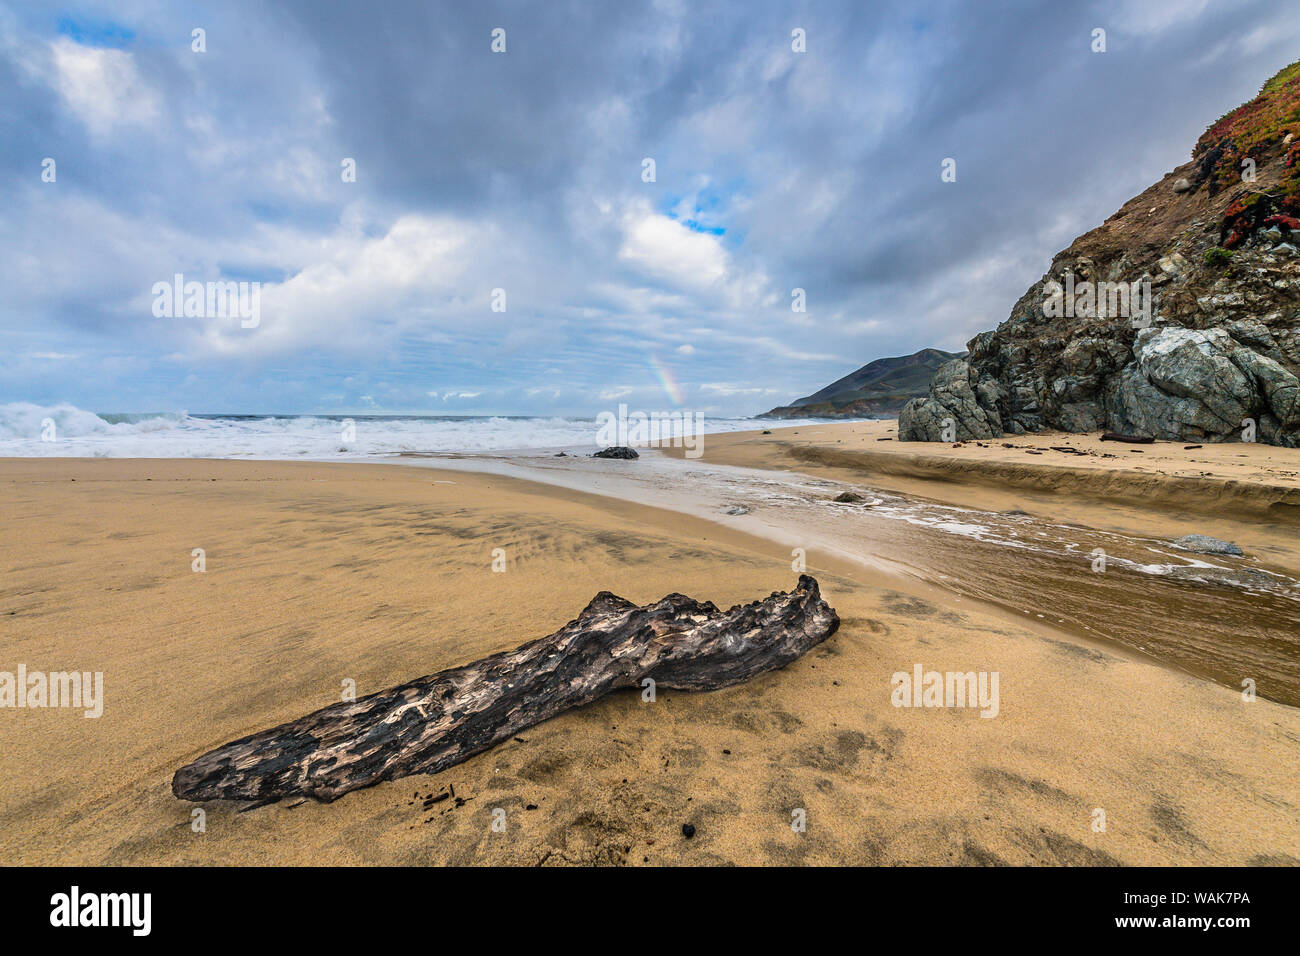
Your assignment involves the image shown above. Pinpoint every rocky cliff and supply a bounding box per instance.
[900,59,1300,446]
[762,348,963,419]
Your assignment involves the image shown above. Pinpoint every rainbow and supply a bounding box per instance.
[648,354,685,407]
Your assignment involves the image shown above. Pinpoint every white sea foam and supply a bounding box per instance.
[0,402,834,459]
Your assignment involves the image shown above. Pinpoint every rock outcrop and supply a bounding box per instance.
[897,358,1002,440]
[901,60,1300,446]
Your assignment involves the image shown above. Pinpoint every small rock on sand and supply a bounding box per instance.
[593,446,639,460]
[1171,534,1244,556]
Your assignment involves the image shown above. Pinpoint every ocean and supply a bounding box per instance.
[0,402,833,459]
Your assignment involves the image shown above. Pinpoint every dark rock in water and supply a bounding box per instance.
[682,823,696,838]
[593,446,639,459]
[897,60,1300,448]
[1171,534,1244,556]
[555,451,568,457]
[832,491,866,503]
[724,505,750,515]
[172,576,839,804]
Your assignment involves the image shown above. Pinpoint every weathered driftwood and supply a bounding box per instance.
[173,575,839,805]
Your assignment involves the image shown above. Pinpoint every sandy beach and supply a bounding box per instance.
[697,419,1300,541]
[2,433,1298,866]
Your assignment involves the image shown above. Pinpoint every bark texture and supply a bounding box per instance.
[173,575,839,804]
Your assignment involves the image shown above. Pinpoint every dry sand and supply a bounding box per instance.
[1,455,1298,865]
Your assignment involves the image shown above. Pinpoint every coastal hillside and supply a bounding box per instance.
[901,59,1300,446]
[762,348,963,419]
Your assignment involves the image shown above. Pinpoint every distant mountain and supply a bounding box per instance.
[760,348,965,419]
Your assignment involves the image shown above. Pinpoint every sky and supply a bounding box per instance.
[2,0,1299,417]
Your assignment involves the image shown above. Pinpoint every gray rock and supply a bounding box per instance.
[1061,337,1105,374]
[1170,534,1244,556]
[1224,318,1278,353]
[1164,565,1270,589]
[1103,363,1212,438]
[1090,327,1300,445]
[1229,345,1300,428]
[1157,252,1190,274]
[898,359,1003,441]
[975,379,1003,412]
[1055,401,1105,431]
[1133,328,1255,432]
[592,446,639,459]
[1051,374,1099,403]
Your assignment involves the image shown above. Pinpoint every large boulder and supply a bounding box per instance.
[899,359,1002,441]
[1103,327,1300,443]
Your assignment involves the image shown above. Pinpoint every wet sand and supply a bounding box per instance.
[699,420,1300,543]
[1,456,1298,865]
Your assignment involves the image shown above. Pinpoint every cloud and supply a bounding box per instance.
[221,213,482,354]
[3,0,1300,416]
[1112,0,1212,35]
[48,37,159,139]
[617,201,731,291]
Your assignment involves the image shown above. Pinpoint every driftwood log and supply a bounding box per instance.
[173,575,839,805]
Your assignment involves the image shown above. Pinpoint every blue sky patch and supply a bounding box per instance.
[56,15,135,48]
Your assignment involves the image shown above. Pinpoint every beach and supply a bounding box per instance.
[695,419,1300,532]
[2,424,1298,866]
